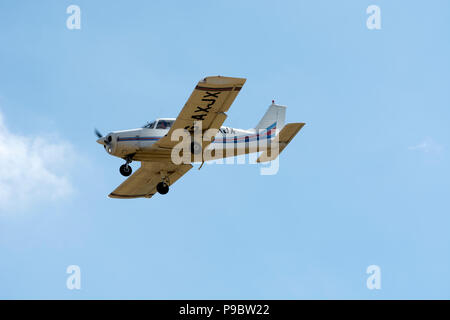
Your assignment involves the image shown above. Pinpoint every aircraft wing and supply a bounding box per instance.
[154,76,246,149]
[109,162,193,199]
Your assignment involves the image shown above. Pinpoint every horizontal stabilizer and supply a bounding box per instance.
[257,123,305,163]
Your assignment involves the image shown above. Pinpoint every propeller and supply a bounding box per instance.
[94,128,108,148]
[94,128,103,139]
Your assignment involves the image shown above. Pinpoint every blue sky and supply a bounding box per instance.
[0,0,449,299]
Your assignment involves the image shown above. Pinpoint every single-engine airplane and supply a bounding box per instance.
[96,76,305,199]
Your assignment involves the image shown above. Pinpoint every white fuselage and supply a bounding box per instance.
[98,119,277,162]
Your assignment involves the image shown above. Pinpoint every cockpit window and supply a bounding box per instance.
[156,120,174,129]
[143,121,156,129]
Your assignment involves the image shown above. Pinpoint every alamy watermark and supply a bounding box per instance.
[66,265,81,290]
[66,5,81,30]
[169,121,281,175]
[366,5,381,30]
[366,265,381,290]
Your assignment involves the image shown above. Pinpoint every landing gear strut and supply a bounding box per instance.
[119,157,133,176]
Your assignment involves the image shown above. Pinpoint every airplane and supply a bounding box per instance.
[95,76,305,199]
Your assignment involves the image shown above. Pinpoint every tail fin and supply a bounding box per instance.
[255,102,286,131]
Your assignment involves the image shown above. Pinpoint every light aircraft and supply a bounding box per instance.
[95,76,305,199]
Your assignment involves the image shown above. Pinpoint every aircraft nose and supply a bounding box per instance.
[96,137,105,145]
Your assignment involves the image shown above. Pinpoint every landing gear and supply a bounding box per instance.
[191,141,202,155]
[119,164,132,176]
[119,156,133,176]
[156,182,169,194]
[156,171,170,195]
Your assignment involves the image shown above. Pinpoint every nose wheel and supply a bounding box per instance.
[119,156,134,177]
[119,164,132,176]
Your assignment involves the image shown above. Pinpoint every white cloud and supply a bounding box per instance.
[0,111,75,212]
[408,137,444,154]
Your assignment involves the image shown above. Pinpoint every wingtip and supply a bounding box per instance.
[202,75,247,85]
[290,122,306,130]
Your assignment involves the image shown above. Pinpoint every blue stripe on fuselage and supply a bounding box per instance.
[117,122,277,143]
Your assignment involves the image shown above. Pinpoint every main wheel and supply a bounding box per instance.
[191,141,202,155]
[119,164,132,176]
[156,182,169,195]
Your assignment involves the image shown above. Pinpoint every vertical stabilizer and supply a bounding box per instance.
[255,103,286,131]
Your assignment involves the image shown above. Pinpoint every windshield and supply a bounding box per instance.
[143,121,156,129]
[156,120,174,129]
